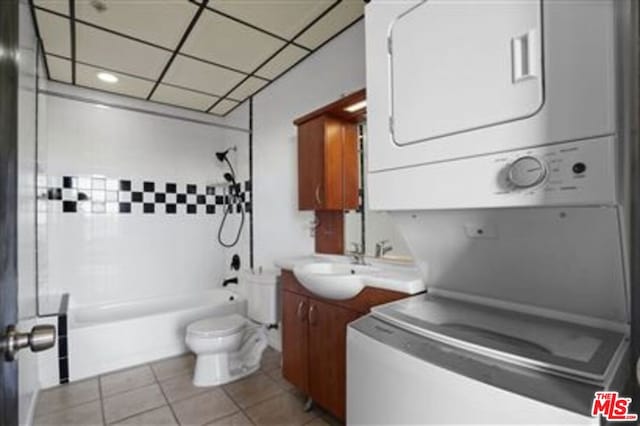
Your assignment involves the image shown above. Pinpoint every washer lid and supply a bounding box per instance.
[187,314,246,337]
[372,293,626,383]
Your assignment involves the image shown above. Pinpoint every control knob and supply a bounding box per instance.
[507,156,547,188]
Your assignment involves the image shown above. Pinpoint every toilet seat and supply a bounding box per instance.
[187,314,246,338]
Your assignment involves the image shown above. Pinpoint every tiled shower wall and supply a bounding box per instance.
[38,84,251,307]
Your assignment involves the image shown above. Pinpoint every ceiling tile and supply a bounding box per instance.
[228,77,269,101]
[182,10,285,73]
[209,99,239,116]
[46,55,72,83]
[76,23,171,80]
[164,55,245,98]
[151,84,219,111]
[35,9,71,57]
[208,0,333,40]
[33,0,69,15]
[75,1,196,49]
[76,62,154,99]
[255,45,307,80]
[295,0,364,49]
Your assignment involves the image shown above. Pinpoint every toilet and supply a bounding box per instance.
[185,270,279,387]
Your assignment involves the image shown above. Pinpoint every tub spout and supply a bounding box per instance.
[222,277,238,287]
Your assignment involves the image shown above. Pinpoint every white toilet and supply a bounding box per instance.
[185,270,279,387]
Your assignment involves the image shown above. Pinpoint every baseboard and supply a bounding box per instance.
[24,387,39,426]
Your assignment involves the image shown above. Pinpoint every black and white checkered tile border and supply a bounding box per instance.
[41,175,252,215]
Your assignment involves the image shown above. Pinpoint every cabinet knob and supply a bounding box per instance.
[315,185,322,206]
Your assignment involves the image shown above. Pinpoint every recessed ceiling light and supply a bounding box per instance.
[344,100,366,113]
[97,72,118,84]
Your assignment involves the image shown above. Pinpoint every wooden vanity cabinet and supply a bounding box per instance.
[296,114,359,211]
[281,291,309,393]
[281,270,408,420]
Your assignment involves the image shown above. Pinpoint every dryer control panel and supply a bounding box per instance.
[368,136,617,210]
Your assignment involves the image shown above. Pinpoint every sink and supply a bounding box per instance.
[293,262,379,300]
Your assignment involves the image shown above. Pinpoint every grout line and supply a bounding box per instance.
[101,380,160,401]
[149,362,181,425]
[97,376,107,426]
[219,386,257,425]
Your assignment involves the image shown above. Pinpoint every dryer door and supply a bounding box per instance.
[390,0,543,146]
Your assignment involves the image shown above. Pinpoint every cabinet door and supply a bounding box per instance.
[308,300,360,420]
[390,0,543,145]
[281,291,309,393]
[297,116,325,210]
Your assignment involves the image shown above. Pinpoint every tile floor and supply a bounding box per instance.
[33,348,342,426]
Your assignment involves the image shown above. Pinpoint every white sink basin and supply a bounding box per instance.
[293,262,380,300]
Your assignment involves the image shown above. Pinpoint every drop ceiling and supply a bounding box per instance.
[32,0,365,116]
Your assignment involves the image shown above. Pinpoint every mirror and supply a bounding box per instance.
[344,123,412,261]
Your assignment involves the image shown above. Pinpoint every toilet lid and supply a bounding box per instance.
[187,314,246,337]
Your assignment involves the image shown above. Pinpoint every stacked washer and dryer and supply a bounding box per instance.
[348,0,637,423]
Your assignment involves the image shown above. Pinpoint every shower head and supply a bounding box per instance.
[215,149,230,162]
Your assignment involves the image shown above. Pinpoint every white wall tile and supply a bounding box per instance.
[39,89,248,307]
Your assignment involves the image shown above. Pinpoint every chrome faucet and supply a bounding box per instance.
[349,242,367,265]
[375,240,393,258]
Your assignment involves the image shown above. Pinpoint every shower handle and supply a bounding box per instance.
[0,324,56,361]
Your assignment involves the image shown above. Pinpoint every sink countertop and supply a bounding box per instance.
[275,254,427,295]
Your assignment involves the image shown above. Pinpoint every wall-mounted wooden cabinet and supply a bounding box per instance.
[280,270,409,420]
[296,115,359,211]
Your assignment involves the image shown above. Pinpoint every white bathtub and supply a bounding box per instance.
[67,289,246,382]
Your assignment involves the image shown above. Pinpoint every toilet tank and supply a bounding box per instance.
[242,269,280,324]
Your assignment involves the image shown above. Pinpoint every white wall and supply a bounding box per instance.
[38,83,250,307]
[251,21,366,270]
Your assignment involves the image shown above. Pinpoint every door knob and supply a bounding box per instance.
[0,324,56,361]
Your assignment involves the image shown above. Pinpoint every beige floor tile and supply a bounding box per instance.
[262,347,280,362]
[33,399,103,426]
[263,368,293,391]
[103,383,166,424]
[35,378,101,418]
[101,365,156,397]
[160,373,211,403]
[110,405,177,425]
[152,354,195,381]
[223,373,284,409]
[304,417,330,426]
[245,393,316,426]
[170,388,238,426]
[205,411,253,426]
[259,351,281,372]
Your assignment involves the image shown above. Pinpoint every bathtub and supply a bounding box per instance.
[67,289,246,382]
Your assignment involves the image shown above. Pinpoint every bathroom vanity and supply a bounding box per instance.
[277,256,425,420]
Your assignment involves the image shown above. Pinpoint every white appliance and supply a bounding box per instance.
[347,295,629,425]
[365,0,624,210]
[348,0,637,423]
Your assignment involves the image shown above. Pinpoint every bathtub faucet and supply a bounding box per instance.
[222,277,238,287]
